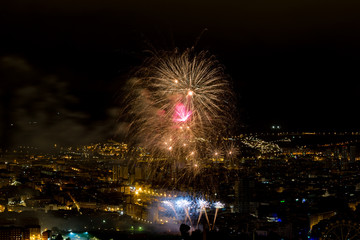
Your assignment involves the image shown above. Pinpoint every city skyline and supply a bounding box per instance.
[1,132,360,239]
[3,2,360,240]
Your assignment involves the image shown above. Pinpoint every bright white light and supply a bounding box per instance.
[163,200,172,207]
[176,199,190,208]
[214,201,225,208]
[198,199,209,208]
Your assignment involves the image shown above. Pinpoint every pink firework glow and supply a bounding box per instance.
[122,49,235,177]
[173,103,192,122]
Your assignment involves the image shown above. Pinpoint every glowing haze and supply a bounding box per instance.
[173,103,192,122]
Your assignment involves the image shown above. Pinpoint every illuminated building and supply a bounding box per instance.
[350,145,356,163]
[234,178,256,214]
[0,227,22,240]
[112,165,129,182]
[0,225,40,240]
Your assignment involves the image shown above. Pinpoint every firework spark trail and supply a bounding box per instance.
[212,208,219,230]
[196,210,203,228]
[162,197,226,230]
[122,48,235,183]
[222,140,240,164]
[173,103,192,122]
[176,199,192,226]
[185,208,192,226]
[204,208,210,228]
[197,199,210,228]
[212,201,225,230]
[163,201,178,220]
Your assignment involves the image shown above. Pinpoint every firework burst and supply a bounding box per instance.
[161,197,224,229]
[122,48,235,183]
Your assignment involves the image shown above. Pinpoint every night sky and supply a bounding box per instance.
[1,0,360,149]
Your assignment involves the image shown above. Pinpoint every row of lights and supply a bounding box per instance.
[134,187,177,198]
[130,215,153,224]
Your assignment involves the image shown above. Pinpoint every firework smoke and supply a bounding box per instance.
[163,200,178,220]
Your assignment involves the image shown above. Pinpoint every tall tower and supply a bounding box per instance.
[340,146,349,170]
[234,178,255,214]
[350,145,356,163]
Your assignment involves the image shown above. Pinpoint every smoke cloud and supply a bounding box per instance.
[0,56,117,150]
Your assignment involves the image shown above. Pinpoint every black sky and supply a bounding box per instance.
[1,0,360,148]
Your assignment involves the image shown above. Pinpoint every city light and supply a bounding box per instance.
[2,1,359,240]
